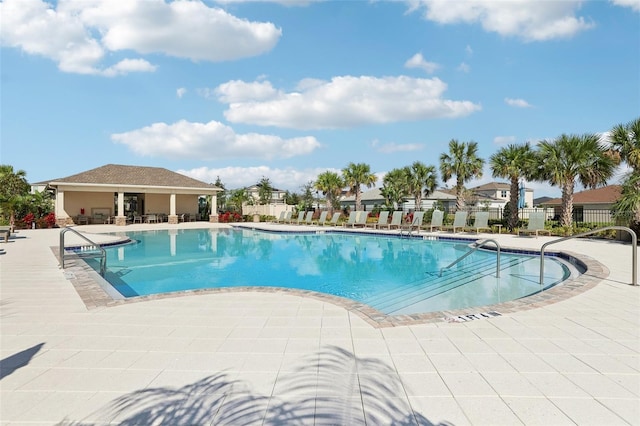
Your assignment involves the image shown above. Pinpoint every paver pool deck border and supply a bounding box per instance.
[1,223,638,425]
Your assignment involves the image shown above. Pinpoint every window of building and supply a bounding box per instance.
[501,190,507,198]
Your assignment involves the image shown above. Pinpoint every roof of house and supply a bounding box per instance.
[341,188,456,203]
[46,164,217,189]
[471,182,511,191]
[541,185,622,206]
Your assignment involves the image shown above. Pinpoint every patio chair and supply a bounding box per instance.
[324,212,341,226]
[519,211,552,238]
[145,214,158,224]
[351,211,369,228]
[466,211,492,233]
[426,210,444,232]
[341,211,358,227]
[303,211,314,225]
[0,226,12,243]
[292,211,306,225]
[312,211,328,225]
[271,211,285,223]
[442,211,468,233]
[279,211,292,224]
[401,211,424,232]
[367,211,389,229]
[378,211,403,230]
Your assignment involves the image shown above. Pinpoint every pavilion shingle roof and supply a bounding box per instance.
[50,164,215,189]
[542,185,621,206]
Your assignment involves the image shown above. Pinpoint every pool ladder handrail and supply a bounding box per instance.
[59,227,107,276]
[440,238,501,278]
[539,226,637,287]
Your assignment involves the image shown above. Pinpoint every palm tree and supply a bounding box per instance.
[439,140,485,211]
[406,161,438,211]
[0,165,30,229]
[257,176,273,205]
[228,188,250,213]
[381,168,409,210]
[610,117,640,223]
[314,171,343,215]
[536,134,617,227]
[610,117,640,172]
[489,143,536,229]
[342,162,377,212]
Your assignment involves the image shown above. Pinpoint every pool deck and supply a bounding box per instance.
[0,223,638,425]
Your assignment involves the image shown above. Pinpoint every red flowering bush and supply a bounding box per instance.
[44,212,56,227]
[218,211,243,223]
[23,213,35,227]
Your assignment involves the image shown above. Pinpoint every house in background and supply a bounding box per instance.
[34,164,221,226]
[540,185,622,223]
[245,183,288,205]
[470,182,534,209]
[340,188,456,212]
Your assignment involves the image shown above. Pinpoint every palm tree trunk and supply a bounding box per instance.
[415,193,422,211]
[509,178,519,229]
[355,189,361,211]
[326,195,333,215]
[560,182,574,228]
[455,179,465,211]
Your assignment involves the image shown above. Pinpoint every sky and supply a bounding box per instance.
[1,0,639,199]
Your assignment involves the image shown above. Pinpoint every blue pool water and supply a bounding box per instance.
[92,228,573,315]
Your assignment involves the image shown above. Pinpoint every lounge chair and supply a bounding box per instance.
[341,211,358,227]
[351,211,369,228]
[272,211,285,223]
[442,211,468,233]
[519,211,551,237]
[379,211,403,230]
[401,211,424,232]
[145,214,158,224]
[312,211,328,225]
[426,210,444,232]
[466,211,492,233]
[367,211,389,229]
[324,212,341,226]
[0,226,12,243]
[290,211,305,224]
[303,211,314,225]
[279,211,292,224]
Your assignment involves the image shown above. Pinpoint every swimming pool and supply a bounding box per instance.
[90,228,575,315]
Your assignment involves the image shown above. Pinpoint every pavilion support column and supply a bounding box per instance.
[55,189,70,227]
[168,193,178,224]
[209,194,218,223]
[115,192,127,226]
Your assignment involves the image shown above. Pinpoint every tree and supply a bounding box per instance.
[536,134,617,227]
[381,168,409,210]
[489,143,536,229]
[610,117,640,223]
[314,171,343,215]
[439,140,485,211]
[406,161,438,211]
[213,176,227,211]
[300,181,315,211]
[342,162,377,212]
[0,165,30,228]
[228,188,249,213]
[257,177,273,205]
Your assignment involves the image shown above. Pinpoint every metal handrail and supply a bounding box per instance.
[60,227,107,276]
[440,238,501,277]
[539,226,637,287]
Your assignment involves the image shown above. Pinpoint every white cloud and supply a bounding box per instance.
[457,62,470,73]
[176,87,187,98]
[178,166,336,191]
[493,136,517,146]
[217,76,481,129]
[505,98,533,108]
[611,0,640,12]
[111,120,321,160]
[465,45,473,55]
[215,80,281,103]
[375,142,425,153]
[408,0,595,41]
[404,53,440,74]
[102,58,157,77]
[0,0,281,75]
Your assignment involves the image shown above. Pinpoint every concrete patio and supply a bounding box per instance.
[0,223,638,425]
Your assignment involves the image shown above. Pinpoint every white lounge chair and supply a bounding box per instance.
[351,211,369,228]
[519,211,551,237]
[466,211,492,233]
[427,210,444,232]
[272,211,285,223]
[401,211,424,232]
[312,211,328,225]
[279,211,292,224]
[342,211,358,227]
[442,211,468,233]
[289,211,304,224]
[324,212,341,226]
[379,211,403,230]
[303,211,314,225]
[367,211,389,229]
